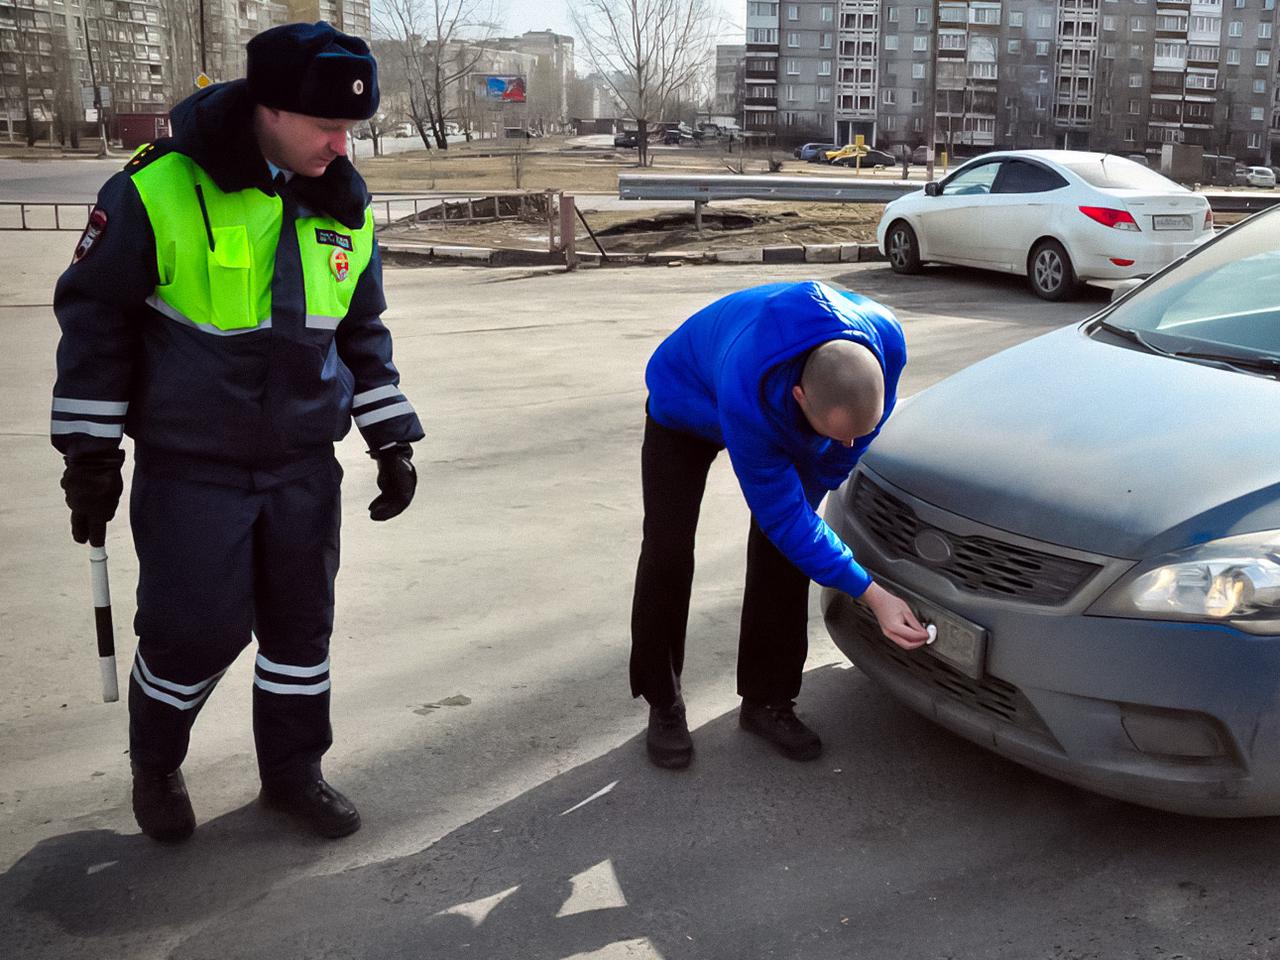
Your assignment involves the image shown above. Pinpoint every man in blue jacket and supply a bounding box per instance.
[52,23,422,841]
[631,280,928,768]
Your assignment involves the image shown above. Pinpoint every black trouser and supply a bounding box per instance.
[127,459,341,789]
[629,414,810,708]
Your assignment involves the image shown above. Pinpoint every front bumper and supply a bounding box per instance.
[823,467,1280,817]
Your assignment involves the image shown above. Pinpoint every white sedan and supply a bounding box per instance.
[877,150,1212,301]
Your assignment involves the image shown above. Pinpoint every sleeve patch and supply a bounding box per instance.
[71,207,108,264]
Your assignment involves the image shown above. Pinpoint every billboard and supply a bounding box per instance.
[479,75,526,103]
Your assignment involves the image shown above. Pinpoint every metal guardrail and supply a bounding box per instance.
[618,174,916,204]
[618,175,1280,214]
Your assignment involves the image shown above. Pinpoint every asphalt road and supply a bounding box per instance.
[4,230,1280,960]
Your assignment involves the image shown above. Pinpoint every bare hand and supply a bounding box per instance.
[859,582,930,650]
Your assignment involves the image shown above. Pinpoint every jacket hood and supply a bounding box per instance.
[167,80,369,229]
[864,323,1280,559]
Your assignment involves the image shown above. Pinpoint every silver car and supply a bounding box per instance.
[824,206,1280,816]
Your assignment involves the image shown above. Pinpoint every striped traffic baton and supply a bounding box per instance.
[89,539,119,703]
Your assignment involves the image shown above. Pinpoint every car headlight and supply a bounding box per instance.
[1091,531,1280,634]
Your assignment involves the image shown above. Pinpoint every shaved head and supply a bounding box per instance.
[792,340,885,446]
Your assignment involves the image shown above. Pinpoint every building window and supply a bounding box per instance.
[971,6,1000,25]
[884,35,899,49]
[1248,132,1262,148]
[817,86,831,103]
[1228,21,1242,37]
[1257,50,1271,66]
[912,62,926,79]
[1010,10,1023,27]
[912,89,921,105]
[1226,48,1241,63]
[786,58,800,74]
[1130,43,1145,58]
[1131,17,1145,31]
[1038,13,1052,27]
[1008,39,1021,53]
[748,28,779,43]
[883,88,896,104]
[883,115,898,131]
[786,3,799,20]
[1039,68,1049,83]
[1254,78,1266,93]
[820,32,832,48]
[819,60,831,76]
[787,32,799,46]
[1102,42,1116,58]
[1103,15,1116,30]
[821,5,833,22]
[917,8,930,24]
[940,31,966,49]
[1250,106,1264,120]
[1123,126,1136,142]
[1036,40,1049,55]
[913,35,929,51]
[1129,73,1143,87]
[1128,99,1141,113]
[1260,24,1273,40]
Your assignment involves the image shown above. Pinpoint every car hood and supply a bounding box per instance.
[863,324,1280,559]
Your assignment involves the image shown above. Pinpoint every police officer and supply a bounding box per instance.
[631,281,930,769]
[51,22,423,842]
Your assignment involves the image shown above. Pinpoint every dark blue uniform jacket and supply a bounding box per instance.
[645,281,906,598]
[51,80,423,486]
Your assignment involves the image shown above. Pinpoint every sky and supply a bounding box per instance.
[499,0,747,45]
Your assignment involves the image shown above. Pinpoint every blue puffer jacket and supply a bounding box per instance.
[645,281,906,598]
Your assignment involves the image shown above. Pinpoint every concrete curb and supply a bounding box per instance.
[378,240,884,268]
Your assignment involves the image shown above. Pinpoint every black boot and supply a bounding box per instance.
[646,700,693,769]
[260,779,362,839]
[739,699,822,761]
[131,763,196,842]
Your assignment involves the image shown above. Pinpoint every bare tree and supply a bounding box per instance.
[373,0,499,150]
[569,0,717,167]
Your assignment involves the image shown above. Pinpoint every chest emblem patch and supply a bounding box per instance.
[329,247,350,282]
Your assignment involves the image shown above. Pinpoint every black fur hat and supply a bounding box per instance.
[247,21,379,120]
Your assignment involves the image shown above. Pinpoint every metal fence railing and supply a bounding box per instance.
[0,201,95,231]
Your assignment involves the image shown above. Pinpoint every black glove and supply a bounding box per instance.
[60,450,126,546]
[369,442,416,521]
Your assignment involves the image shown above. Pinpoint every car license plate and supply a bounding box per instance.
[881,583,989,679]
[1152,214,1191,231]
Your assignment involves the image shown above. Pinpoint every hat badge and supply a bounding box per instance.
[352,79,364,95]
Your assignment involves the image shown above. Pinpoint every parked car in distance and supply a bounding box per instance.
[794,141,838,162]
[831,147,898,169]
[613,130,639,148]
[824,204,1280,817]
[877,149,1213,300]
[1243,166,1277,189]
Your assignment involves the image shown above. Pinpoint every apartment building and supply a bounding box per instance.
[741,0,1279,163]
[744,0,780,135]
[1,0,299,141]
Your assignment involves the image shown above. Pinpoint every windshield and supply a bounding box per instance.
[1061,157,1186,192]
[1099,210,1280,360]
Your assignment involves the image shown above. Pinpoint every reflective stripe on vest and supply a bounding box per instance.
[130,151,374,333]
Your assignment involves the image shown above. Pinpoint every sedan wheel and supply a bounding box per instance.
[1028,239,1080,301]
[887,221,922,275]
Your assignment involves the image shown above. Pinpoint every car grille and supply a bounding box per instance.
[845,602,1054,739]
[852,475,1100,605]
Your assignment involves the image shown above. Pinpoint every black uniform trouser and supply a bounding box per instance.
[127,459,342,788]
[629,414,810,709]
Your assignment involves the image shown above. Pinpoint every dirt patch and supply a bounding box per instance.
[365,137,890,255]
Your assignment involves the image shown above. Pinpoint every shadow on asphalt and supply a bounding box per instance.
[6,664,1280,958]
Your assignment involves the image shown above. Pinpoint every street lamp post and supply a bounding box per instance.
[924,0,940,181]
[81,14,109,157]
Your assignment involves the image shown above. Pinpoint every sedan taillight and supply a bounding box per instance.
[1204,208,1214,231]
[1079,206,1141,232]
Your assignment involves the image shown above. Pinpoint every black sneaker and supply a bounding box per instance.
[739,699,822,761]
[646,700,693,769]
[260,779,362,839]
[131,763,196,843]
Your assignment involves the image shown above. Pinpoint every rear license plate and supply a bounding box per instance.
[1152,214,1191,231]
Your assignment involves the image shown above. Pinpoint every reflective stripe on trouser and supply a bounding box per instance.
[128,459,342,784]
